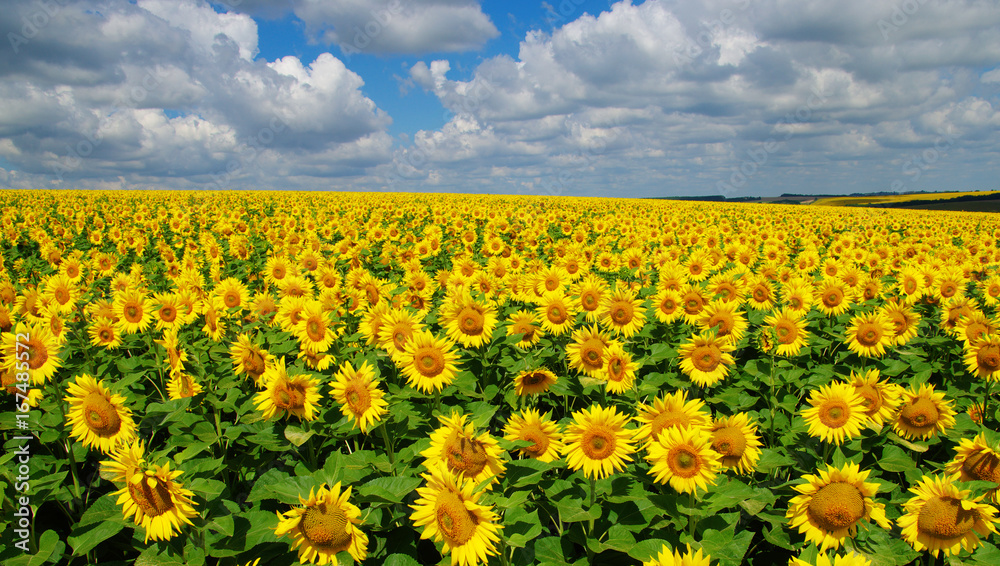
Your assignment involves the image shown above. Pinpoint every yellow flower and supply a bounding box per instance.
[102,440,199,543]
[698,300,748,346]
[562,404,636,480]
[65,374,137,454]
[801,382,867,445]
[503,409,564,463]
[945,434,1000,502]
[3,321,62,384]
[844,311,894,358]
[598,284,646,338]
[536,291,577,336]
[678,330,735,388]
[709,413,763,475]
[788,551,872,566]
[421,412,506,487]
[442,292,498,349]
[763,307,810,357]
[898,474,1000,557]
[166,371,203,400]
[505,309,543,349]
[786,462,891,552]
[645,425,720,494]
[642,543,713,566]
[410,464,503,566]
[566,325,612,376]
[330,361,388,433]
[294,300,337,354]
[602,341,639,394]
[230,333,272,388]
[398,330,461,394]
[274,482,368,565]
[844,369,901,427]
[634,389,712,445]
[513,368,558,396]
[964,335,1000,381]
[113,289,154,334]
[893,384,955,441]
[253,357,323,421]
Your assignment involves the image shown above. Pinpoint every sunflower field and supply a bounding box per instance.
[3,190,1000,566]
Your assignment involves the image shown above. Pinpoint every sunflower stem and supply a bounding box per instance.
[983,379,993,430]
[587,477,597,536]
[688,491,698,538]
[378,422,397,473]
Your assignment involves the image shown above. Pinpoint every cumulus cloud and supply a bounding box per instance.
[388,0,1000,196]
[0,0,391,189]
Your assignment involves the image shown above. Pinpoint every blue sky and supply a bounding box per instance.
[1,0,999,197]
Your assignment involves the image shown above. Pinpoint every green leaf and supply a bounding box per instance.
[284,425,315,447]
[5,530,60,566]
[356,476,422,504]
[68,496,126,556]
[627,538,672,562]
[878,444,916,472]
[134,543,187,566]
[382,555,422,566]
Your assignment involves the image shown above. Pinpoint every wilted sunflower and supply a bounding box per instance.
[946,434,1000,502]
[893,384,955,441]
[786,462,891,551]
[801,382,867,445]
[422,412,506,487]
[646,425,720,494]
[513,368,558,396]
[65,374,137,453]
[566,325,612,376]
[678,330,736,388]
[230,333,272,388]
[330,361,388,433]
[254,357,323,421]
[274,482,368,565]
[844,369,901,427]
[398,330,461,394]
[102,440,199,543]
[709,413,763,475]
[964,335,1000,381]
[2,322,62,384]
[763,307,810,357]
[562,404,636,480]
[844,311,894,358]
[633,390,712,445]
[410,464,503,566]
[602,342,639,394]
[898,474,1000,557]
[642,543,713,566]
[503,409,564,462]
[536,291,577,336]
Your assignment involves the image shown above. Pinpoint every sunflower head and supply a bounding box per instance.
[801,382,867,446]
[274,482,368,565]
[65,374,137,454]
[898,474,1000,557]
[645,425,720,494]
[562,404,637,480]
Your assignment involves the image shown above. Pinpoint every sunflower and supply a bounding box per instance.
[651,288,684,324]
[788,551,872,566]
[230,333,272,388]
[254,357,323,421]
[946,434,1000,502]
[566,325,612,376]
[844,369,901,427]
[358,300,392,346]
[709,413,763,475]
[815,279,853,317]
[166,371,203,400]
[572,274,609,322]
[443,292,498,349]
[781,279,814,315]
[646,425,720,494]
[679,285,709,324]
[154,327,188,374]
[513,368,558,396]
[898,474,1000,557]
[844,311,894,358]
[294,300,336,354]
[633,390,712,445]
[880,299,920,346]
[398,331,461,394]
[602,341,639,394]
[113,289,154,334]
[893,384,956,441]
[956,310,997,348]
[200,301,227,342]
[599,284,646,338]
[678,330,736,388]
[642,543,713,566]
[801,382,867,445]
[786,462,891,551]
[410,463,503,566]
[895,266,926,304]
[745,275,776,311]
[0,321,62,385]
[42,272,77,314]
[65,374,137,453]
[422,412,506,487]
[503,409,564,462]
[330,360,388,433]
[505,310,543,349]
[274,482,368,565]
[763,307,810,357]
[964,335,1000,381]
[562,404,636,480]
[102,440,199,542]
[151,293,184,331]
[536,292,577,336]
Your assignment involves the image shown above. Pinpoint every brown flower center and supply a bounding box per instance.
[24,337,48,369]
[436,489,478,547]
[581,291,600,311]
[82,391,122,436]
[962,450,1000,484]
[458,306,485,336]
[516,424,550,459]
[546,304,568,325]
[690,345,721,373]
[343,380,371,416]
[854,384,882,417]
[711,426,747,459]
[581,426,616,460]
[273,381,306,411]
[609,301,633,326]
[301,503,352,551]
[416,347,445,377]
[807,482,864,531]
[900,398,939,432]
[127,476,175,518]
[818,400,851,428]
[855,322,882,347]
[977,345,1000,373]
[917,495,978,540]
[445,435,489,478]
[667,446,700,478]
